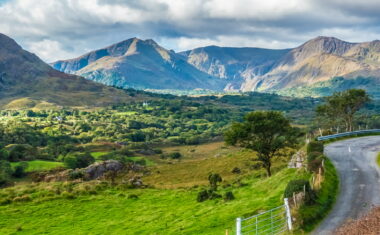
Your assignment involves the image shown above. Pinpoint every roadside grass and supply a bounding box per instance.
[298,157,339,232]
[0,168,310,234]
[11,160,64,172]
[377,152,380,167]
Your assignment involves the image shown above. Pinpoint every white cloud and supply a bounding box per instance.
[0,0,379,61]
[26,39,78,62]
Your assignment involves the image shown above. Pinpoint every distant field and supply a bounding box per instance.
[0,168,309,234]
[11,160,64,172]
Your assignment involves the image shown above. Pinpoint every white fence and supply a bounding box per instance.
[236,199,292,235]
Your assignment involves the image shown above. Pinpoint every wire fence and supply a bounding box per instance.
[236,199,292,235]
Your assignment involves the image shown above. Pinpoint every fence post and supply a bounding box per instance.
[284,198,293,231]
[236,217,242,235]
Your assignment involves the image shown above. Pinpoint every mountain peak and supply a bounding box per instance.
[0,33,22,51]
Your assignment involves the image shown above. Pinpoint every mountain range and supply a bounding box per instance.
[0,33,143,109]
[52,36,380,98]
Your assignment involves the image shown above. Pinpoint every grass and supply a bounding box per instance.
[298,158,339,232]
[0,167,309,234]
[90,151,109,159]
[377,152,380,167]
[11,160,64,172]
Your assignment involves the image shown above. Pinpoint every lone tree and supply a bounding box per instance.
[225,111,298,177]
[316,89,371,132]
[208,173,222,191]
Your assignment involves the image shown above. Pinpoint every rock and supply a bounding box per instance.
[84,160,124,180]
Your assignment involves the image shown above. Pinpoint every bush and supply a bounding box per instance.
[12,162,28,178]
[197,190,209,202]
[128,194,139,199]
[224,191,235,201]
[68,170,84,180]
[284,179,315,205]
[196,189,222,202]
[64,152,95,169]
[307,152,323,162]
[307,142,324,154]
[160,152,182,159]
[231,167,241,174]
[307,158,324,173]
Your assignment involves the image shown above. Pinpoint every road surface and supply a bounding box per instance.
[313,136,380,234]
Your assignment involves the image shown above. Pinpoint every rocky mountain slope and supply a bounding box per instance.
[52,36,380,97]
[182,36,380,97]
[0,33,141,109]
[52,38,224,91]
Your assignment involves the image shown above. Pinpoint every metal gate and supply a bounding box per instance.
[236,198,292,235]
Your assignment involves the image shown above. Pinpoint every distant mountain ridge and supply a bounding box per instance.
[52,36,380,97]
[52,38,224,91]
[0,33,142,109]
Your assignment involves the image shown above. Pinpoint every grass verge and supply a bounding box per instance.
[298,157,339,232]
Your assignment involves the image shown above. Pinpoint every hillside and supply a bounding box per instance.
[179,46,290,91]
[0,33,146,109]
[52,38,224,91]
[52,36,380,97]
[242,36,380,97]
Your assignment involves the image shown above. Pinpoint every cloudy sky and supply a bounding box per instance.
[1,0,380,62]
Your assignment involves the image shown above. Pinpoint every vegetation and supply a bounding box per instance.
[316,89,371,132]
[225,111,299,176]
[0,166,309,234]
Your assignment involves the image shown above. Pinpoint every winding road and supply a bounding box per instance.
[313,136,380,234]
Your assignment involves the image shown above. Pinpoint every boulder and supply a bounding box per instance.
[84,160,124,180]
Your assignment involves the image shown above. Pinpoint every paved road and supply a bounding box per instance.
[313,136,380,234]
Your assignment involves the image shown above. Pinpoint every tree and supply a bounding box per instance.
[316,89,371,132]
[208,173,222,191]
[64,152,95,169]
[225,111,297,176]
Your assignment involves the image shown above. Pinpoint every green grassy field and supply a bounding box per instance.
[0,167,309,234]
[11,160,64,172]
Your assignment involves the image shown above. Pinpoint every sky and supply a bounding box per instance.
[1,0,380,62]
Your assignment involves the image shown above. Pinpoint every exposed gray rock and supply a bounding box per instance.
[84,160,124,180]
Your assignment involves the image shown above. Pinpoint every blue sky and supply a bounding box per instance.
[1,0,380,62]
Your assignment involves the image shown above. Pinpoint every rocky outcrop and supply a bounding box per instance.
[83,160,124,180]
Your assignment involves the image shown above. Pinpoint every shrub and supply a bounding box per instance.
[160,152,182,159]
[128,194,139,199]
[284,179,315,205]
[307,142,324,154]
[62,192,76,199]
[12,162,28,178]
[307,158,324,173]
[197,189,222,202]
[197,190,209,202]
[68,170,84,180]
[224,191,235,201]
[153,149,163,154]
[307,152,323,162]
[64,152,95,169]
[231,167,241,174]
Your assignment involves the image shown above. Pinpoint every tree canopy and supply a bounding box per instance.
[224,111,298,176]
[316,89,371,132]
